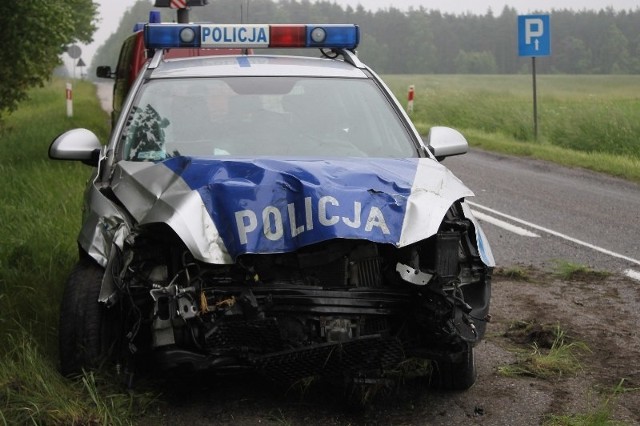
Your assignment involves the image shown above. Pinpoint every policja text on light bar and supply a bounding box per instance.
[144,23,360,50]
[201,25,269,47]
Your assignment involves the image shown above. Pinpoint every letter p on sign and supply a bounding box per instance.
[518,14,551,57]
[525,18,543,44]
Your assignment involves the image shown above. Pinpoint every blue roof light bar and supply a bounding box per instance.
[144,23,359,50]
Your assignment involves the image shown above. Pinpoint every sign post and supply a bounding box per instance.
[170,0,189,23]
[66,45,82,79]
[77,58,86,79]
[518,15,550,140]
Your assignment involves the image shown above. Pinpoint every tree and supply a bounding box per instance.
[595,23,630,73]
[0,0,98,121]
[91,0,156,75]
[629,34,640,73]
[555,36,592,73]
[404,8,438,74]
[454,50,497,74]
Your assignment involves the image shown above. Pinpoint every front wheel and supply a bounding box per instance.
[430,344,477,391]
[58,259,117,377]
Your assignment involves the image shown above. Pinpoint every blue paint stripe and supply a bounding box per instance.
[163,157,418,258]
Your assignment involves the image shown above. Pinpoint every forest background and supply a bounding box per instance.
[91,0,640,75]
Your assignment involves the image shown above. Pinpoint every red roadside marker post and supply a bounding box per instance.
[65,83,73,118]
[407,85,415,114]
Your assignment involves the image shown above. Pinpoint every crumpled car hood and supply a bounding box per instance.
[110,157,485,264]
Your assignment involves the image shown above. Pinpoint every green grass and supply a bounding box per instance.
[0,79,109,351]
[385,75,640,183]
[499,324,588,379]
[498,319,629,425]
[552,260,611,281]
[0,78,153,424]
[494,266,532,281]
[544,379,633,426]
[0,329,156,425]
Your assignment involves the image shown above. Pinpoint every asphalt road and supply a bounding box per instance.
[96,81,113,114]
[445,149,640,276]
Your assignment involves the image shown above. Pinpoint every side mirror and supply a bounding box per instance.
[96,66,114,79]
[426,126,468,161]
[49,128,102,167]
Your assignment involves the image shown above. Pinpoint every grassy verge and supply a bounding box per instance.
[499,322,588,379]
[497,321,630,424]
[543,379,635,426]
[0,79,151,424]
[552,260,611,281]
[385,75,640,183]
[0,79,109,348]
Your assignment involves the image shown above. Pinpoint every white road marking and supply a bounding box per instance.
[470,209,540,238]
[624,269,640,282]
[467,200,640,268]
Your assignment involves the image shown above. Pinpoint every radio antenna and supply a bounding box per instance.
[240,0,250,24]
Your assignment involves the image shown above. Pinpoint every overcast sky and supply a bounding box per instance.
[68,0,640,72]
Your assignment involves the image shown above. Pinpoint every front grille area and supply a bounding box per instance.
[301,255,349,287]
[254,336,405,383]
[352,256,383,287]
[361,316,390,336]
[290,241,384,288]
[204,318,283,353]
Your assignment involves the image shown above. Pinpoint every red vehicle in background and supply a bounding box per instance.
[97,0,247,124]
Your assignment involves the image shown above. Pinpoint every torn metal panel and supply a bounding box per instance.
[81,157,493,271]
[103,157,484,264]
[396,263,433,285]
[461,201,496,267]
[78,182,131,267]
[398,159,474,247]
[111,161,231,264]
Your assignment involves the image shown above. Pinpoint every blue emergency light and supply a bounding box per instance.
[133,11,162,33]
[144,23,359,50]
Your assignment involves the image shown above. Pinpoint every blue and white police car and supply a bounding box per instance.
[50,23,494,390]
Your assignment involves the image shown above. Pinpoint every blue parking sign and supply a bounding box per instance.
[518,15,550,57]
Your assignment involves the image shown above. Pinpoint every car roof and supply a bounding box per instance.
[148,54,370,79]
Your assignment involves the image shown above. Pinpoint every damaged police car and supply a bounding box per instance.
[50,23,494,390]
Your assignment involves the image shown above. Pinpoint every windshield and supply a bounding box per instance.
[122,77,418,160]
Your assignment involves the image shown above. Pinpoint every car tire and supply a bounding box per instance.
[58,258,115,377]
[431,343,477,391]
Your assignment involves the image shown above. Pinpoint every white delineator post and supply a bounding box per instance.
[407,85,415,113]
[66,82,73,117]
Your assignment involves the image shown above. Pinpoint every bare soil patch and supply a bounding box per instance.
[139,267,640,425]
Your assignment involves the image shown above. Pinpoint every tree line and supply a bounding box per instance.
[0,0,97,121]
[0,0,636,121]
[92,0,640,76]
